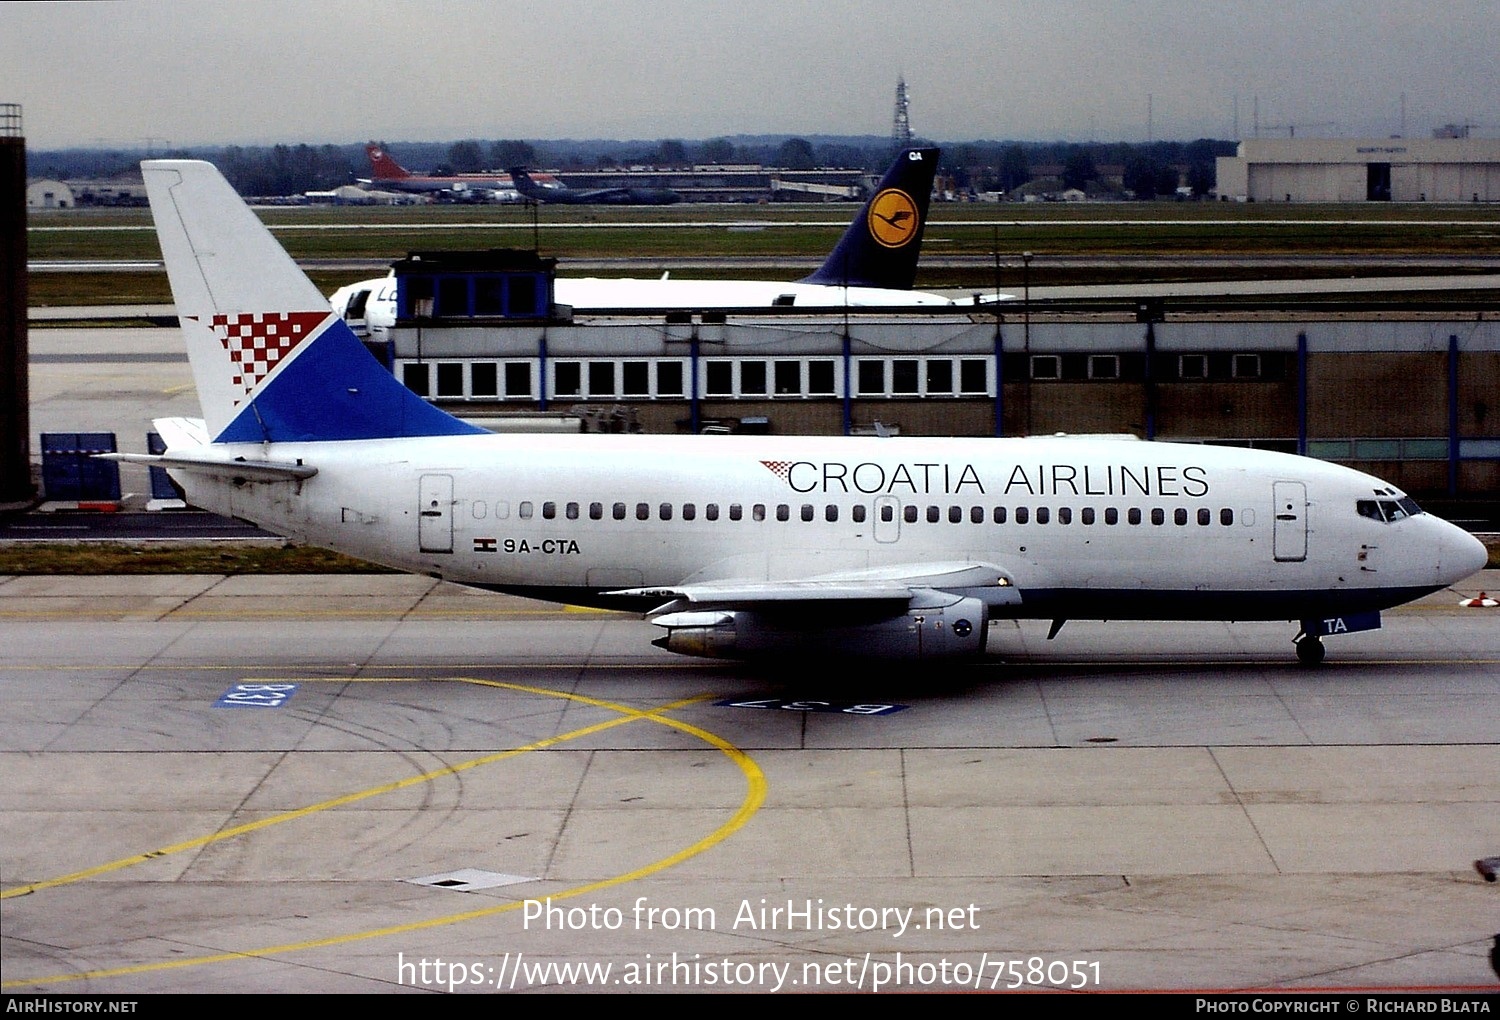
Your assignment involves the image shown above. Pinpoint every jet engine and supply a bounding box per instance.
[650,591,990,660]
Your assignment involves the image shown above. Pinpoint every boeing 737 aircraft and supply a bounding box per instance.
[329,147,978,334]
[125,160,1486,664]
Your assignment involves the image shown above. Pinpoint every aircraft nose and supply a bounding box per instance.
[1445,525,1489,583]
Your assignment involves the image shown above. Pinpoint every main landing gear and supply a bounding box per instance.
[1293,630,1326,667]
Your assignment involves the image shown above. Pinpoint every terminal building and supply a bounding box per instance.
[359,251,1500,501]
[1215,137,1500,203]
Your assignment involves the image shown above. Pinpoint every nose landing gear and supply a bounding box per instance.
[1293,631,1326,667]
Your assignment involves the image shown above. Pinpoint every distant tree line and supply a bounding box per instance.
[30,136,1236,199]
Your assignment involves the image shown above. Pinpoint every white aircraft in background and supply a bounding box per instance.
[123,160,1486,664]
[362,143,525,202]
[329,147,985,337]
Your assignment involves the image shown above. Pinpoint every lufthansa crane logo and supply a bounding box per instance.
[867,188,920,248]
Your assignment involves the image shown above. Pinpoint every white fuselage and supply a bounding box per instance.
[328,276,977,341]
[168,433,1483,621]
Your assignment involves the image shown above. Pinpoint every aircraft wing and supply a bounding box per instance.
[613,561,1020,658]
[610,561,1019,607]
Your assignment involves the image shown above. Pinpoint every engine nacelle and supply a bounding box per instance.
[651,594,989,660]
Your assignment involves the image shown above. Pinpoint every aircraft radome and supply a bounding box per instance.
[119,160,1488,665]
[329,147,992,336]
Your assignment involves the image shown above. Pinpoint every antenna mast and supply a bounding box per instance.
[892,76,912,146]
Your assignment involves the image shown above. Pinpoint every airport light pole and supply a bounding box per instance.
[1021,250,1033,351]
[1021,251,1033,436]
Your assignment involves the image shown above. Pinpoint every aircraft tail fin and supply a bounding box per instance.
[142,160,482,444]
[365,143,412,181]
[507,167,546,200]
[799,147,940,290]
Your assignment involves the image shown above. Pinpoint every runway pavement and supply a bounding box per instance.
[1,570,1496,993]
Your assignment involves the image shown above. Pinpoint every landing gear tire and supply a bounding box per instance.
[1295,634,1325,667]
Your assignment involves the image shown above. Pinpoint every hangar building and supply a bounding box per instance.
[1215,137,1500,203]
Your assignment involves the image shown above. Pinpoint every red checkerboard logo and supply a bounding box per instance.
[209,311,329,403]
[760,460,793,483]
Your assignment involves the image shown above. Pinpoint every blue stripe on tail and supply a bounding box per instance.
[214,316,484,443]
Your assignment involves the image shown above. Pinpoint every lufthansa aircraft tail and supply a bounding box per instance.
[798,147,940,290]
[506,167,560,202]
[142,160,482,444]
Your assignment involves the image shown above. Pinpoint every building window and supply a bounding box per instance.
[705,361,733,397]
[892,360,920,395]
[740,360,768,396]
[403,362,430,396]
[657,361,685,397]
[436,362,465,397]
[471,362,498,397]
[621,361,650,397]
[1178,354,1208,380]
[808,360,837,396]
[1030,355,1060,380]
[505,362,532,398]
[587,361,615,398]
[554,361,581,398]
[960,359,989,395]
[1088,355,1119,380]
[1233,353,1262,379]
[775,360,801,395]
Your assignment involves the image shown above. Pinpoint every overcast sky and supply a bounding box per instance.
[4,1,1496,150]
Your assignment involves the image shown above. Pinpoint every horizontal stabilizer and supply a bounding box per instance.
[100,452,317,482]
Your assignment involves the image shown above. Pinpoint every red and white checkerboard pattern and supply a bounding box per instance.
[760,460,793,483]
[210,311,329,401]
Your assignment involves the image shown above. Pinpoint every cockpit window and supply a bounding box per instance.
[1357,497,1424,523]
